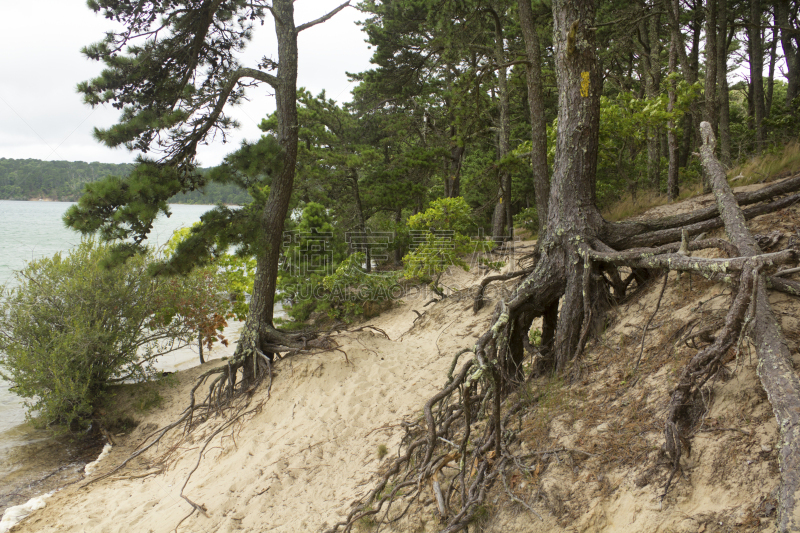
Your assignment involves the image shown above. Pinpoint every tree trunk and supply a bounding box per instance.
[748,0,766,147]
[667,0,680,200]
[669,0,702,169]
[766,16,778,116]
[351,171,371,273]
[447,133,465,198]
[238,0,302,373]
[394,208,403,266]
[198,329,205,365]
[704,0,718,134]
[776,0,799,105]
[547,0,603,371]
[489,5,514,241]
[517,0,550,235]
[491,200,506,242]
[716,0,731,166]
[699,122,800,533]
[644,8,663,190]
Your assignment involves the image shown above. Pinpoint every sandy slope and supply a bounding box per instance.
[10,181,800,533]
[12,259,501,533]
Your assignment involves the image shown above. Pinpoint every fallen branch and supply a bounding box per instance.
[694,122,800,532]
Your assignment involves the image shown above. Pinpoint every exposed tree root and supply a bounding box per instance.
[695,122,800,532]
[327,130,800,532]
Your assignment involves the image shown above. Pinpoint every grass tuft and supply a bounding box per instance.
[377,443,388,460]
[728,141,800,186]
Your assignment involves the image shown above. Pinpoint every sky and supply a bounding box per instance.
[0,1,374,167]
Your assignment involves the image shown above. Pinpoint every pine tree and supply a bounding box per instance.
[64,0,352,384]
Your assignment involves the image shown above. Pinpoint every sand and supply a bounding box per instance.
[8,181,800,533]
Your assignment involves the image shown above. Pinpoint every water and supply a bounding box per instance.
[0,201,209,287]
[0,200,223,514]
[0,200,218,437]
[0,201,293,517]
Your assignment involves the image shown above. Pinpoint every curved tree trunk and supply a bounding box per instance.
[238,0,352,377]
[239,0,300,372]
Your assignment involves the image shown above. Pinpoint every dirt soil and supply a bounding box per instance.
[9,181,800,533]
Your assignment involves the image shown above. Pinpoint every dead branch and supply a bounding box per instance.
[606,172,800,249]
[691,122,800,533]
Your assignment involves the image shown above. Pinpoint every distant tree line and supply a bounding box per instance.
[0,158,248,205]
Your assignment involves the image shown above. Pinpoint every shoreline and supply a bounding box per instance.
[0,320,246,518]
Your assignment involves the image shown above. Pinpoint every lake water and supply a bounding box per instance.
[0,200,220,439]
[0,200,262,515]
[0,201,294,516]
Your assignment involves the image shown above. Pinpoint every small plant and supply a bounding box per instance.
[528,328,542,346]
[513,206,539,235]
[377,443,389,460]
[478,257,506,272]
[323,252,400,323]
[470,503,492,527]
[402,197,479,290]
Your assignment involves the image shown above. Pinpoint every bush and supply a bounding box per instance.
[323,252,400,322]
[513,207,539,235]
[0,240,219,430]
[402,197,478,288]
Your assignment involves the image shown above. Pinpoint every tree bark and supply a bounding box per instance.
[517,0,550,235]
[748,0,766,147]
[351,171,371,273]
[699,122,800,533]
[644,6,663,190]
[704,0,718,135]
[547,0,603,371]
[198,329,205,365]
[668,0,702,168]
[766,15,778,116]
[489,5,514,241]
[667,0,680,200]
[776,0,800,105]
[716,0,731,166]
[238,0,317,372]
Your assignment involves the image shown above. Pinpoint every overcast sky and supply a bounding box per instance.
[0,1,374,167]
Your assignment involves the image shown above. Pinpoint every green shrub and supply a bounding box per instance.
[0,241,216,430]
[513,207,539,235]
[402,197,479,288]
[323,252,400,322]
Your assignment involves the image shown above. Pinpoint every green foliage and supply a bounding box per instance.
[0,241,217,430]
[278,202,343,323]
[0,158,248,204]
[165,225,255,323]
[529,328,542,347]
[0,158,134,201]
[402,197,477,285]
[595,81,702,205]
[407,196,473,233]
[513,207,539,235]
[277,203,401,324]
[323,253,400,322]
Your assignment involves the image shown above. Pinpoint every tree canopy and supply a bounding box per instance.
[42,0,800,530]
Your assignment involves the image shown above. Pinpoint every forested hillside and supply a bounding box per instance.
[7,0,800,531]
[0,158,249,204]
